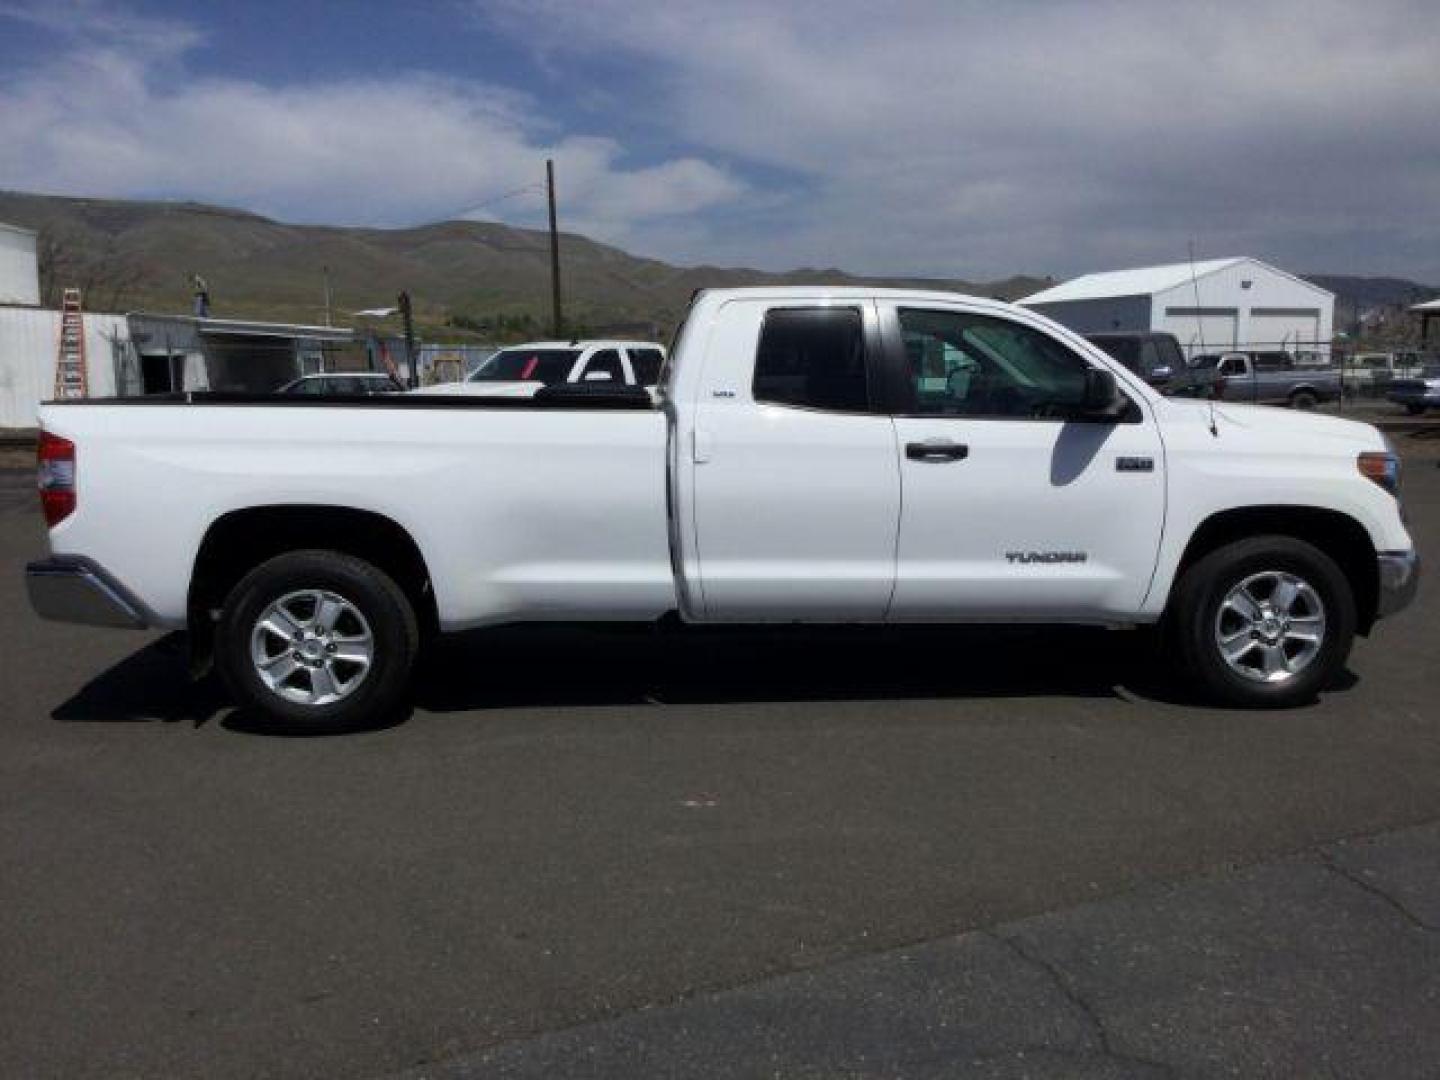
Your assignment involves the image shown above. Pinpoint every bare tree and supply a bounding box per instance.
[36,227,146,312]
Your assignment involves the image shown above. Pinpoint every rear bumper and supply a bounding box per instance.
[25,557,150,629]
[1376,549,1420,620]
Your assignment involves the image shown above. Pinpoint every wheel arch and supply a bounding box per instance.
[188,505,439,650]
[1167,505,1379,634]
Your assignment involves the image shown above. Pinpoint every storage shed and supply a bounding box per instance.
[1019,257,1335,361]
[122,314,358,394]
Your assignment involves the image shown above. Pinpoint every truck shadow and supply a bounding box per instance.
[51,633,228,728]
[51,624,1354,733]
[412,623,1193,711]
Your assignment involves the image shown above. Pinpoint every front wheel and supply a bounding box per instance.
[1289,389,1319,410]
[1167,536,1355,708]
[216,550,419,731]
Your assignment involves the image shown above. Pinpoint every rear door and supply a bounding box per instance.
[881,302,1165,621]
[686,300,901,621]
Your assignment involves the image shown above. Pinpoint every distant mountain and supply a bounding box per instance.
[1304,274,1438,310]
[0,190,1046,336]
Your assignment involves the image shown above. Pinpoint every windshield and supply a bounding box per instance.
[469,349,580,383]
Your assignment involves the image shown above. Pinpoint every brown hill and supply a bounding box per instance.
[0,190,1047,337]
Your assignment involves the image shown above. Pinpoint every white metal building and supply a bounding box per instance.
[1019,257,1335,361]
[0,221,40,306]
[0,306,129,428]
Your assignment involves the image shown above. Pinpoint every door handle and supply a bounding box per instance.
[905,440,969,462]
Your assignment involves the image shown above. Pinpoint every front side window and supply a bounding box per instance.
[470,348,579,384]
[753,307,868,412]
[899,308,1090,418]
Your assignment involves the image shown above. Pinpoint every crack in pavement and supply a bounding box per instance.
[986,930,1178,1079]
[1317,850,1438,933]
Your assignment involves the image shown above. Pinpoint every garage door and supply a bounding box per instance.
[1164,306,1238,358]
[1250,308,1321,355]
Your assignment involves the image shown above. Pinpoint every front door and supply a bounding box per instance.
[688,300,900,621]
[882,303,1165,621]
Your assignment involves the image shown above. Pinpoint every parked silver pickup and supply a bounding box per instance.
[1207,353,1342,410]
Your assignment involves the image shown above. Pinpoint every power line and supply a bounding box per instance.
[439,182,547,223]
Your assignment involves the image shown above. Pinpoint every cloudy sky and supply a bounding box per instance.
[1,0,1437,282]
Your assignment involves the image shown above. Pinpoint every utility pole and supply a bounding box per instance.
[397,290,418,389]
[322,265,333,327]
[546,158,563,338]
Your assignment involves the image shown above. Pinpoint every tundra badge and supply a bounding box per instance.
[1005,551,1088,564]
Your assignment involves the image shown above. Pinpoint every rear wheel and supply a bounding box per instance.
[1289,388,1318,410]
[1167,536,1355,708]
[216,550,418,731]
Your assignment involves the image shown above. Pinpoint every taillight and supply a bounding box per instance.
[37,431,76,526]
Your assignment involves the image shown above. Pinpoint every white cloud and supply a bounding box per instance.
[478,0,1440,280]
[0,5,746,248]
[4,0,1438,280]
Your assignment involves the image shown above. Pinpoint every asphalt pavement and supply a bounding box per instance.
[1,435,1438,1079]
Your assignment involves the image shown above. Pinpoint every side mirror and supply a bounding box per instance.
[583,370,614,383]
[1075,368,1126,421]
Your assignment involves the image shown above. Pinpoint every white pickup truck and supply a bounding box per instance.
[420,340,665,397]
[28,287,1419,729]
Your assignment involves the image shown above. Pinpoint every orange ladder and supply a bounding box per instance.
[53,288,89,399]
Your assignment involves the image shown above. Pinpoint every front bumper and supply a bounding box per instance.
[26,557,150,629]
[1376,549,1420,620]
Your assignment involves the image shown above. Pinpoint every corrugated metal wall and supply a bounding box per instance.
[0,306,128,428]
[1155,259,1334,361]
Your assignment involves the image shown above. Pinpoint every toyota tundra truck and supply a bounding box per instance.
[26,287,1419,729]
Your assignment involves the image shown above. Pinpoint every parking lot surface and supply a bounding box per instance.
[2,437,1438,1078]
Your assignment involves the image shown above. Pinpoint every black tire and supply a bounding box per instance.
[1167,535,1355,708]
[216,549,418,732]
[1289,389,1318,411]
[1405,404,1427,416]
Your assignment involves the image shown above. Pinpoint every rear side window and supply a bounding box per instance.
[627,347,665,386]
[753,308,868,412]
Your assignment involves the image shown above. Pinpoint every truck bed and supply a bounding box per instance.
[39,392,675,631]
